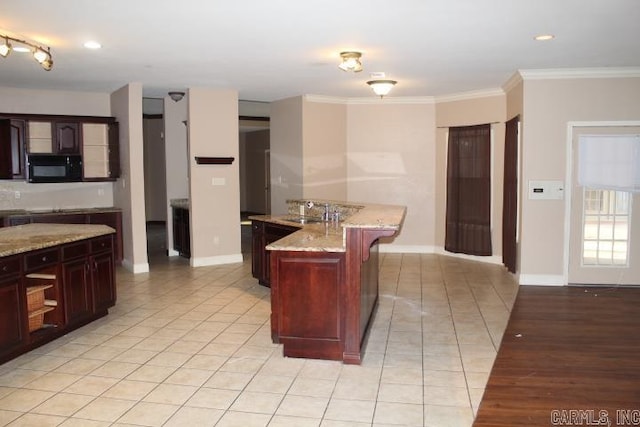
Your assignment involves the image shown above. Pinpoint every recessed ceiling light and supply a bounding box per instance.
[534,34,555,41]
[84,40,102,49]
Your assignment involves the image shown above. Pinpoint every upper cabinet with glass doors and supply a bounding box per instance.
[0,113,120,181]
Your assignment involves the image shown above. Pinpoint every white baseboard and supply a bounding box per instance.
[190,253,244,267]
[121,259,150,274]
[379,244,436,254]
[519,274,565,286]
[167,249,179,257]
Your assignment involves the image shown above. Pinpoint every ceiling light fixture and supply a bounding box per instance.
[338,51,363,72]
[534,34,555,41]
[0,32,53,70]
[84,40,102,49]
[168,91,185,102]
[367,79,397,98]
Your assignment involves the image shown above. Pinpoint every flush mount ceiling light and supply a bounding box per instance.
[338,51,363,72]
[534,33,555,41]
[0,32,53,70]
[367,79,397,98]
[168,91,185,102]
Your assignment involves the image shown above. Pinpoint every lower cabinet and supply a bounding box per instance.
[172,207,190,258]
[251,220,299,287]
[0,256,26,357]
[62,236,115,326]
[0,234,116,364]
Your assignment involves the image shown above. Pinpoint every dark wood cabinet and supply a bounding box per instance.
[0,233,116,363]
[172,206,190,258]
[0,256,26,357]
[55,122,80,154]
[62,256,92,325]
[0,113,119,181]
[251,220,298,287]
[0,119,26,179]
[91,237,116,311]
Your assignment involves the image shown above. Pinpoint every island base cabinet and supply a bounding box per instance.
[270,251,346,361]
[0,234,116,364]
[0,262,26,356]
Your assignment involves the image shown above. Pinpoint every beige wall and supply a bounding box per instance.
[435,94,506,261]
[519,76,640,284]
[270,96,303,214]
[143,117,167,222]
[111,83,148,273]
[0,86,114,211]
[303,98,348,201]
[347,101,437,251]
[163,94,189,256]
[187,88,242,266]
[242,129,270,214]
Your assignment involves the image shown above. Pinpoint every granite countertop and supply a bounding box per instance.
[0,207,121,218]
[170,199,189,209]
[252,201,406,252]
[0,223,115,257]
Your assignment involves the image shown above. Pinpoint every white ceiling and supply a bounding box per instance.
[2,0,640,102]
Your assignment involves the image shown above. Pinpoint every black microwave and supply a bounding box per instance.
[27,154,82,183]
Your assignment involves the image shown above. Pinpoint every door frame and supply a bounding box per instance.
[563,120,640,285]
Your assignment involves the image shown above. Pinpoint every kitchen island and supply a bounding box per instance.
[252,200,405,364]
[0,223,116,363]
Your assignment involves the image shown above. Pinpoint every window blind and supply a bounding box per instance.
[578,134,640,192]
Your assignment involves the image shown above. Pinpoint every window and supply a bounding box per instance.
[582,189,631,266]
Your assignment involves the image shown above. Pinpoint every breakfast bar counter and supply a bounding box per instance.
[251,200,406,364]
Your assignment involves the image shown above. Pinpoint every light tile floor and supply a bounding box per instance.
[0,250,518,427]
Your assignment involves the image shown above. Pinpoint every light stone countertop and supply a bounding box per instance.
[0,223,115,257]
[252,201,406,252]
[169,199,189,209]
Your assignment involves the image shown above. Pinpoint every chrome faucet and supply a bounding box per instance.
[322,203,330,222]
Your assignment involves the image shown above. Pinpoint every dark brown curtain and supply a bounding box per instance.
[502,116,519,273]
[445,124,492,256]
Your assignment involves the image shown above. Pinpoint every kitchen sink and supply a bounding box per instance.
[284,216,324,224]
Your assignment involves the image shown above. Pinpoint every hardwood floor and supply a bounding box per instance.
[474,285,640,427]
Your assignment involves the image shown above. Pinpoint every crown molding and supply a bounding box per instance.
[434,87,504,103]
[304,94,435,105]
[502,71,523,93]
[519,67,640,80]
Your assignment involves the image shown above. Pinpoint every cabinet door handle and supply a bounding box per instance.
[42,256,47,262]
[2,265,7,272]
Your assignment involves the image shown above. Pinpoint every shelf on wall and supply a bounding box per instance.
[194,157,235,165]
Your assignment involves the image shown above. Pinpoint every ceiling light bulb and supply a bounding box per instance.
[338,51,363,72]
[41,57,53,71]
[84,40,102,49]
[0,37,11,57]
[534,34,555,41]
[33,48,48,63]
[367,79,397,98]
[12,45,29,53]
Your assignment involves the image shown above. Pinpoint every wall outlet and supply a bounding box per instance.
[211,177,226,186]
[14,191,20,199]
[213,236,220,245]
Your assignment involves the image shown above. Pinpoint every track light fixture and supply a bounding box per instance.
[0,33,53,71]
[338,51,363,72]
